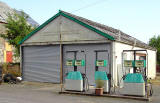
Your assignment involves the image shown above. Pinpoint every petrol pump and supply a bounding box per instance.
[64,50,89,92]
[95,60,109,93]
[121,50,153,97]
[64,59,84,91]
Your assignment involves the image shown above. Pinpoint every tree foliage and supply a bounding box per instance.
[149,35,160,64]
[0,11,34,57]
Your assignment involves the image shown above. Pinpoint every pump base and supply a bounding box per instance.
[65,79,83,91]
[121,83,145,96]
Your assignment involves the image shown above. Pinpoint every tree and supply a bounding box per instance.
[149,35,160,64]
[0,11,34,57]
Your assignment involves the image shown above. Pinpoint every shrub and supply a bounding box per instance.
[95,79,104,88]
[2,63,21,77]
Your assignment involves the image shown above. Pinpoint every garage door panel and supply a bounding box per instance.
[24,74,59,83]
[24,62,60,69]
[24,67,60,76]
[24,71,60,79]
[24,52,59,58]
[24,66,60,75]
[63,44,111,85]
[97,51,109,73]
[24,60,60,64]
[23,45,60,83]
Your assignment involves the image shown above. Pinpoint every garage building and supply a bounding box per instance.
[19,10,156,86]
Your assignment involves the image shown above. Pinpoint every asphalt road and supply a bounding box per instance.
[0,82,159,103]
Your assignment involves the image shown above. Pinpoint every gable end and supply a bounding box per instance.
[19,10,114,45]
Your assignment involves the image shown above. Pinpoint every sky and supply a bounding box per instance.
[1,0,160,43]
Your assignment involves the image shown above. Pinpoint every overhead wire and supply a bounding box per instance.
[71,0,108,13]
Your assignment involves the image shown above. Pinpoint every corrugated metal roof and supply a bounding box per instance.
[61,10,155,50]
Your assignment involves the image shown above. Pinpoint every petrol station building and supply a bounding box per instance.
[19,10,156,86]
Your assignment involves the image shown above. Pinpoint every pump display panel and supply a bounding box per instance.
[135,60,146,67]
[66,60,74,66]
[74,60,85,66]
[96,60,107,67]
[124,60,133,67]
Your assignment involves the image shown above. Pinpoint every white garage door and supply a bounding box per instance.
[22,45,60,83]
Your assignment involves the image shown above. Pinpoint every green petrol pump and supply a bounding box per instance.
[94,50,110,93]
[65,59,84,91]
[65,51,88,92]
[75,59,89,91]
[121,50,153,97]
[95,59,110,93]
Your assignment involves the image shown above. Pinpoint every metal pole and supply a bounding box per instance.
[20,46,23,77]
[74,51,77,71]
[84,52,86,75]
[59,17,63,92]
[146,51,149,98]
[95,51,98,71]
[133,51,136,73]
[60,41,63,92]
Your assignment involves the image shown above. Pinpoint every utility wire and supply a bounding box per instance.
[71,0,108,13]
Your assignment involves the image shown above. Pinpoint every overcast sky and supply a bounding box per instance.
[1,0,160,43]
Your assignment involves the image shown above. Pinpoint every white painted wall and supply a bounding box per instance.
[147,50,156,78]
[114,42,156,86]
